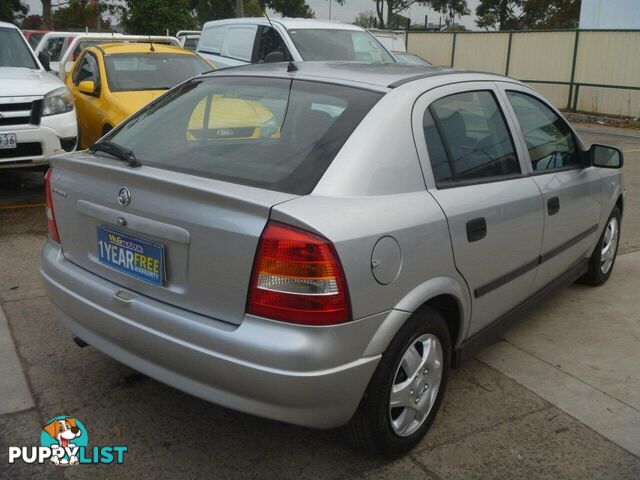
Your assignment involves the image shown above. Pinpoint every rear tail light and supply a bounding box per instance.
[44,169,60,244]
[247,221,351,325]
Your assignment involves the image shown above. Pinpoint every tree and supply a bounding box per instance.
[524,0,580,29]
[53,0,111,30]
[22,14,43,29]
[190,0,309,24]
[476,0,523,30]
[476,0,581,30]
[430,0,470,29]
[354,10,377,28]
[41,0,52,29]
[0,0,28,24]
[373,0,468,30]
[267,0,314,17]
[117,0,197,34]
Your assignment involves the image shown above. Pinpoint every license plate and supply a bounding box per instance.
[0,133,17,149]
[97,226,165,286]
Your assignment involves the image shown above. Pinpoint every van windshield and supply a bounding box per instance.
[105,76,382,194]
[288,29,395,63]
[0,27,38,69]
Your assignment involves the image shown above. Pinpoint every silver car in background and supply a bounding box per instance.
[41,62,624,456]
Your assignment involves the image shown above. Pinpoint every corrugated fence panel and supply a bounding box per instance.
[575,31,640,88]
[452,33,509,74]
[509,31,576,82]
[524,82,572,108]
[405,30,640,117]
[577,87,640,117]
[406,33,454,67]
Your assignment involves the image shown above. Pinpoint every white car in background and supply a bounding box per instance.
[0,22,77,169]
[196,18,396,69]
[34,32,129,74]
[177,30,201,51]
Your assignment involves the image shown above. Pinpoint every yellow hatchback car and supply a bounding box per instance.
[66,43,213,148]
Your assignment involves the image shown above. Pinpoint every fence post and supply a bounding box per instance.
[568,30,581,111]
[450,32,457,67]
[505,32,513,76]
[572,84,581,112]
[405,19,410,50]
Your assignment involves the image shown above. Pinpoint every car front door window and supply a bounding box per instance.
[74,53,99,86]
[506,91,579,172]
[256,26,291,62]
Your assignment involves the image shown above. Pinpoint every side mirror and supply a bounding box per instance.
[264,51,285,63]
[589,144,623,169]
[38,52,51,71]
[78,80,97,95]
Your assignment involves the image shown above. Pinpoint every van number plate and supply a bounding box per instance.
[97,225,165,286]
[0,133,17,149]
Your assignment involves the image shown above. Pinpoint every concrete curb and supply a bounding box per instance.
[0,304,35,415]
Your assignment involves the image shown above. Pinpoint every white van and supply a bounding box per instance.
[196,18,396,69]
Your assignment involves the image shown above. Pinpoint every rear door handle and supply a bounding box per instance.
[466,217,487,243]
[548,196,560,215]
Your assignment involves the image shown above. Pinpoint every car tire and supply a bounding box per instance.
[344,306,451,457]
[579,207,621,286]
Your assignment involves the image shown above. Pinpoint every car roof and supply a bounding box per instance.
[0,21,19,29]
[204,61,518,92]
[92,43,195,55]
[202,17,365,31]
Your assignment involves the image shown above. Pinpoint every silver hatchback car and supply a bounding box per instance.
[41,62,624,456]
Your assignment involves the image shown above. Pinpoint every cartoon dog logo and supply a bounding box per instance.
[42,417,82,465]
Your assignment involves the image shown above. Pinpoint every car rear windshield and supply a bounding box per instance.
[288,29,394,63]
[104,53,211,91]
[0,27,38,69]
[105,76,382,194]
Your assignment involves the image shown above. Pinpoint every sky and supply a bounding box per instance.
[22,0,482,29]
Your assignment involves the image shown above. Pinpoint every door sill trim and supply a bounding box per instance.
[454,258,589,367]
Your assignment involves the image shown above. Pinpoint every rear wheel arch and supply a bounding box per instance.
[421,294,462,352]
[364,281,468,363]
[393,276,470,350]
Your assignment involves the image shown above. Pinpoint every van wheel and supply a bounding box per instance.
[344,307,450,457]
[580,207,621,286]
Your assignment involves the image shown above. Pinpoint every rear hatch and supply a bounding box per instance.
[49,74,381,325]
[51,153,295,326]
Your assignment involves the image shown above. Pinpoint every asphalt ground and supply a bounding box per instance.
[1,124,639,479]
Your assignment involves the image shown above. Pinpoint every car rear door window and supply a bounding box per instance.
[506,91,579,172]
[425,90,520,185]
[224,25,257,61]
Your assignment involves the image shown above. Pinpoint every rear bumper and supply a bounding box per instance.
[40,241,382,428]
